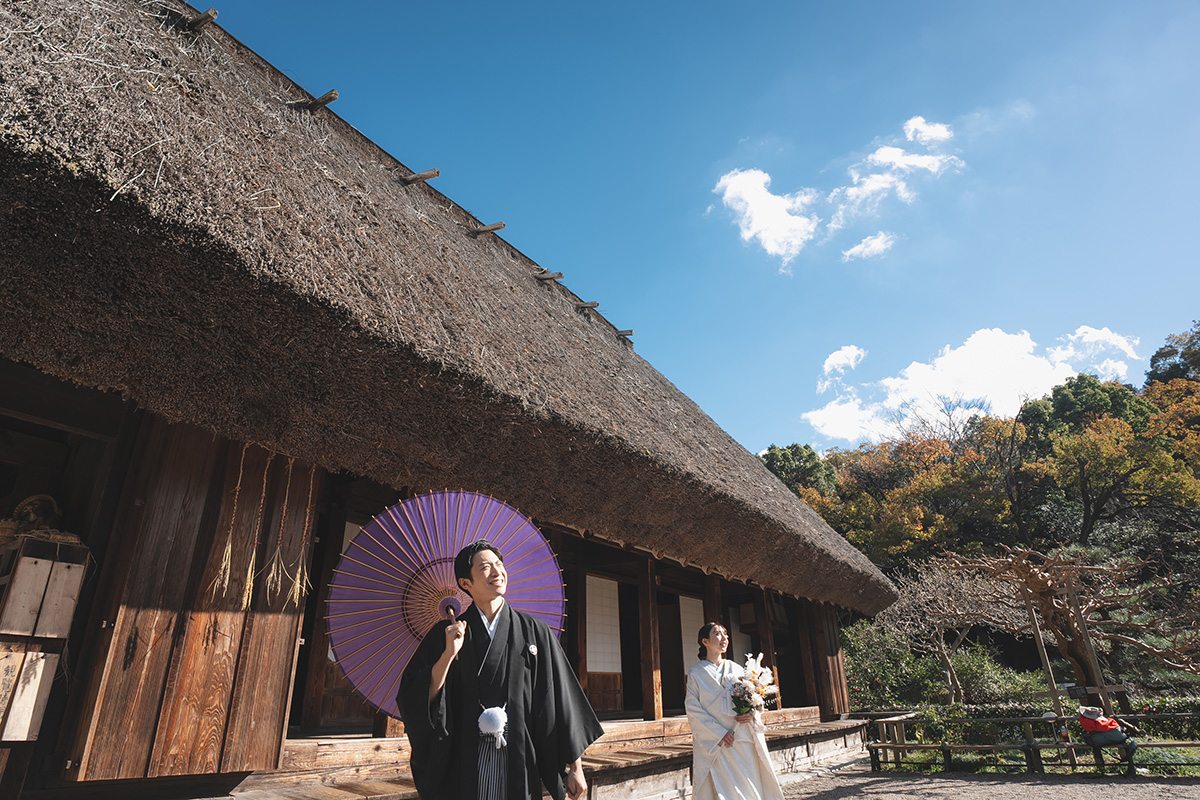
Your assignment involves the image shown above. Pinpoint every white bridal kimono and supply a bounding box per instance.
[685,659,784,800]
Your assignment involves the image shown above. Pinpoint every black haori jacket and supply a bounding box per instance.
[398,602,603,800]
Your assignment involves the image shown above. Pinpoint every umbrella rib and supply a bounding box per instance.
[360,634,423,708]
[491,516,537,555]
[495,511,529,552]
[384,506,432,575]
[335,614,411,663]
[355,524,422,582]
[327,585,407,599]
[334,555,410,586]
[506,571,563,588]
[503,550,559,574]
[334,625,408,671]
[325,606,406,628]
[331,570,402,592]
[459,491,481,564]
[330,611,408,648]
[479,501,508,544]
[325,606,402,620]
[406,499,441,571]
[438,491,454,589]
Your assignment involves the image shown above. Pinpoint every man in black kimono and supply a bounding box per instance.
[398,540,603,800]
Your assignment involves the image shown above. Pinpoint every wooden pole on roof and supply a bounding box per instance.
[402,169,439,185]
[617,330,634,338]
[576,302,599,310]
[187,8,218,29]
[307,90,338,111]
[471,222,506,236]
[535,272,563,282]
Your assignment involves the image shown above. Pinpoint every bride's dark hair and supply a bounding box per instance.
[697,622,724,660]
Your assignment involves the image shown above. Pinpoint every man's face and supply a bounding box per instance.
[459,548,507,602]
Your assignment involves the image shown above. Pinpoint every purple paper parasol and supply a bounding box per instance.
[325,490,566,719]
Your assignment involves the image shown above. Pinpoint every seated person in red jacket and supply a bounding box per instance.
[1079,706,1138,755]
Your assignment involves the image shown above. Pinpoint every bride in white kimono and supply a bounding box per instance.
[685,623,784,800]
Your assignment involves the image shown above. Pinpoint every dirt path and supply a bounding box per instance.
[782,760,1200,800]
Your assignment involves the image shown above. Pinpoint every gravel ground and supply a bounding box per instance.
[782,759,1200,800]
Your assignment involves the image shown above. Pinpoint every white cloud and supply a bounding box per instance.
[1047,325,1139,361]
[822,345,867,375]
[827,172,913,232]
[713,168,820,271]
[818,345,867,393]
[842,232,896,262]
[802,395,889,442]
[802,326,1142,444]
[713,115,960,267]
[867,146,962,175]
[903,115,954,146]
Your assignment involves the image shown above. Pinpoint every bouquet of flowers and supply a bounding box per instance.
[731,653,779,714]
[731,678,765,715]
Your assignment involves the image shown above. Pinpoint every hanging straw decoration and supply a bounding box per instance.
[288,463,319,608]
[264,457,295,604]
[242,452,276,610]
[209,442,249,599]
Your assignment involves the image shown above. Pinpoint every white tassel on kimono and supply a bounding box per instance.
[479,706,508,749]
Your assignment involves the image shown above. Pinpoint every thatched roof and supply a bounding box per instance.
[0,0,896,614]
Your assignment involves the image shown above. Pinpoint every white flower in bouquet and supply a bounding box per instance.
[744,653,779,695]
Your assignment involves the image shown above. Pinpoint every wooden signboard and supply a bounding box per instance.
[1,652,59,741]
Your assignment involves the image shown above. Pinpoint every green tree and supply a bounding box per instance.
[1146,319,1200,385]
[760,442,836,495]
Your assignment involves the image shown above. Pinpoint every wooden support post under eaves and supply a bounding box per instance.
[753,588,779,706]
[795,600,821,708]
[703,574,722,627]
[638,556,663,721]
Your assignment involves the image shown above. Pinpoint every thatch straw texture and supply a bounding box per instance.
[0,0,895,613]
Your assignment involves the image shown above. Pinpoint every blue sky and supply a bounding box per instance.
[224,1,1200,453]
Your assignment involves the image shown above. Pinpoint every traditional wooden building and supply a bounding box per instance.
[0,1,896,797]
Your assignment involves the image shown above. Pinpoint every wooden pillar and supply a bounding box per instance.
[809,602,836,718]
[573,557,588,694]
[810,602,849,717]
[637,556,662,720]
[794,600,821,708]
[703,574,722,625]
[752,588,779,705]
[301,492,347,730]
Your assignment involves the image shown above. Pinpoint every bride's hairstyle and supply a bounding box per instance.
[697,622,725,660]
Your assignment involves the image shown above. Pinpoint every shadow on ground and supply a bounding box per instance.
[784,763,1200,800]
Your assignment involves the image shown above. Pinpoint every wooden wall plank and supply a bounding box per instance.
[75,421,222,780]
[147,446,275,777]
[221,461,320,772]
